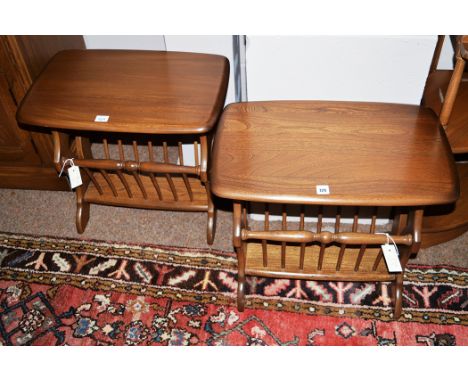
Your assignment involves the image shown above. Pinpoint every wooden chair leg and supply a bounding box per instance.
[393,274,404,319]
[236,244,246,311]
[206,182,216,245]
[75,186,90,234]
[207,208,216,245]
[237,275,245,311]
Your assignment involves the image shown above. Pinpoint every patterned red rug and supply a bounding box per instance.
[0,232,466,345]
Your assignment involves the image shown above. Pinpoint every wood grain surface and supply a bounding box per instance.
[211,101,459,206]
[17,49,229,134]
[0,35,84,190]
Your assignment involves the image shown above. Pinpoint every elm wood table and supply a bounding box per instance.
[211,101,459,319]
[17,49,229,244]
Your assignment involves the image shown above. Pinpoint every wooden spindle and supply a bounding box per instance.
[117,139,124,161]
[99,169,118,196]
[242,203,248,229]
[178,142,193,201]
[440,55,466,127]
[336,245,345,271]
[163,141,178,201]
[147,141,163,200]
[429,35,444,74]
[101,138,118,196]
[370,207,378,234]
[194,141,200,167]
[130,140,147,199]
[335,207,346,271]
[281,205,287,269]
[133,173,148,199]
[372,247,383,271]
[354,246,366,272]
[103,138,110,159]
[352,207,359,232]
[317,206,323,233]
[83,167,103,195]
[318,246,326,270]
[116,171,132,198]
[335,206,342,232]
[317,206,325,271]
[262,203,269,267]
[241,230,413,245]
[373,209,385,271]
[355,207,378,272]
[299,206,306,270]
[132,140,139,162]
[147,174,161,200]
[73,159,198,175]
[147,141,155,162]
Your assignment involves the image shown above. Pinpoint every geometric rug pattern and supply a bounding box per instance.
[0,232,466,345]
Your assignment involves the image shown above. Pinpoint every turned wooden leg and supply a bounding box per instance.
[74,136,92,234]
[75,186,90,234]
[391,209,421,320]
[237,275,246,312]
[206,182,216,245]
[393,273,404,319]
[233,202,246,311]
[236,243,246,311]
[53,132,90,234]
[207,208,217,245]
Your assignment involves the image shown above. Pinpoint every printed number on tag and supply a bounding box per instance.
[94,115,109,122]
[316,185,330,195]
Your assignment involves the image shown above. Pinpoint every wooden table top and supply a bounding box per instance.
[17,49,229,134]
[211,101,459,206]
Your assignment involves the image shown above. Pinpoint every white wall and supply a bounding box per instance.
[84,35,235,104]
[84,35,166,50]
[245,36,439,105]
[164,35,235,104]
[438,35,457,69]
[84,35,455,105]
[164,36,235,165]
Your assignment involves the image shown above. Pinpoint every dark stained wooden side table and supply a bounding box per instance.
[17,49,229,244]
[211,101,459,319]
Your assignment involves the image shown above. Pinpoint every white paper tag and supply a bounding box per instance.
[381,244,402,272]
[67,165,83,189]
[94,115,109,122]
[316,185,330,195]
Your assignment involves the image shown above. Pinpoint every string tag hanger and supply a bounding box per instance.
[378,233,402,273]
[59,158,82,189]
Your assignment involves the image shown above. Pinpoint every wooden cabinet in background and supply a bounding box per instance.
[0,35,85,190]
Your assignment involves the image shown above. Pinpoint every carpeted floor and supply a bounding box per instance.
[0,188,467,268]
[0,233,466,345]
